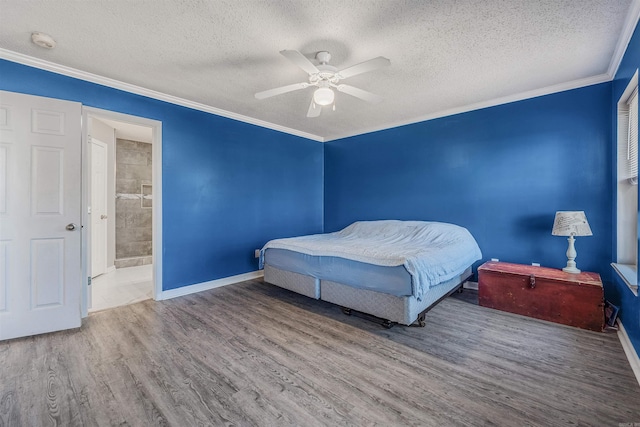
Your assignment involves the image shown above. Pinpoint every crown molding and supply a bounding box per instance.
[0,39,630,144]
[608,0,640,78]
[0,48,325,142]
[325,73,612,142]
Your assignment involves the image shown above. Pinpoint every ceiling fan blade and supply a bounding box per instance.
[337,84,383,103]
[255,82,308,99]
[337,56,390,79]
[306,99,321,118]
[280,50,319,75]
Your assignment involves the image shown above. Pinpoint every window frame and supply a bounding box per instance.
[613,69,639,295]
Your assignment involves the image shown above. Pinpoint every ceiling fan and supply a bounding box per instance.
[255,50,390,118]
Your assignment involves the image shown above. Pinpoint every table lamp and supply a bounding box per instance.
[551,211,592,273]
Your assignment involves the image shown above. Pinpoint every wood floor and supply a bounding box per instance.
[1,279,639,426]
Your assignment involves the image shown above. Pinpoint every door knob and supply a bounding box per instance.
[100,215,107,219]
[66,223,76,231]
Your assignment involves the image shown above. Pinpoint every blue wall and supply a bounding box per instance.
[3,22,639,356]
[325,83,613,281]
[610,21,640,352]
[0,59,324,290]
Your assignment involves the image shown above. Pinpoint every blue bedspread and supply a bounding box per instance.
[260,220,482,301]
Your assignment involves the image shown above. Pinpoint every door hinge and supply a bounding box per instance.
[88,276,92,286]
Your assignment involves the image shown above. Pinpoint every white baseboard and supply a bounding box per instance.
[158,270,264,300]
[463,280,478,290]
[106,265,116,274]
[617,319,640,387]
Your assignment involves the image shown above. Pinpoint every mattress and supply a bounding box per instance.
[264,248,413,297]
[260,220,483,301]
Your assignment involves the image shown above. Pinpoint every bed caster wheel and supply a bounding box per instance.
[457,286,464,293]
[381,320,395,329]
[341,307,352,316]
[417,319,426,327]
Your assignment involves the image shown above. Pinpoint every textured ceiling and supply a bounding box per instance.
[0,0,638,141]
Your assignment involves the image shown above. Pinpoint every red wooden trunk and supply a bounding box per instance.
[478,261,605,332]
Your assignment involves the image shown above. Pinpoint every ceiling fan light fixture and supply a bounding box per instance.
[313,87,334,106]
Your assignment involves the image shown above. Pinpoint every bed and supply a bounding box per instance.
[259,220,482,327]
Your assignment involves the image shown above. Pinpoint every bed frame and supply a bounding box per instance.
[264,264,472,328]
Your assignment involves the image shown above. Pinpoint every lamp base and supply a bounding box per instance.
[563,235,581,274]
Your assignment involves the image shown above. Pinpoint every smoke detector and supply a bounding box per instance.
[31,32,56,49]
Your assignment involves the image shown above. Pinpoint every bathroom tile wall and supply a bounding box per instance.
[115,139,152,267]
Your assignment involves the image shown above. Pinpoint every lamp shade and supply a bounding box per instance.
[551,211,592,236]
[313,87,334,106]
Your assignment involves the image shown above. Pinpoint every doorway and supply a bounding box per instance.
[83,108,162,314]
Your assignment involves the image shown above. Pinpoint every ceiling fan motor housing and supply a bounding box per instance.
[312,66,339,84]
[310,51,340,84]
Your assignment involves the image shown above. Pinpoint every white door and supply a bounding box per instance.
[0,90,82,341]
[90,138,108,277]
